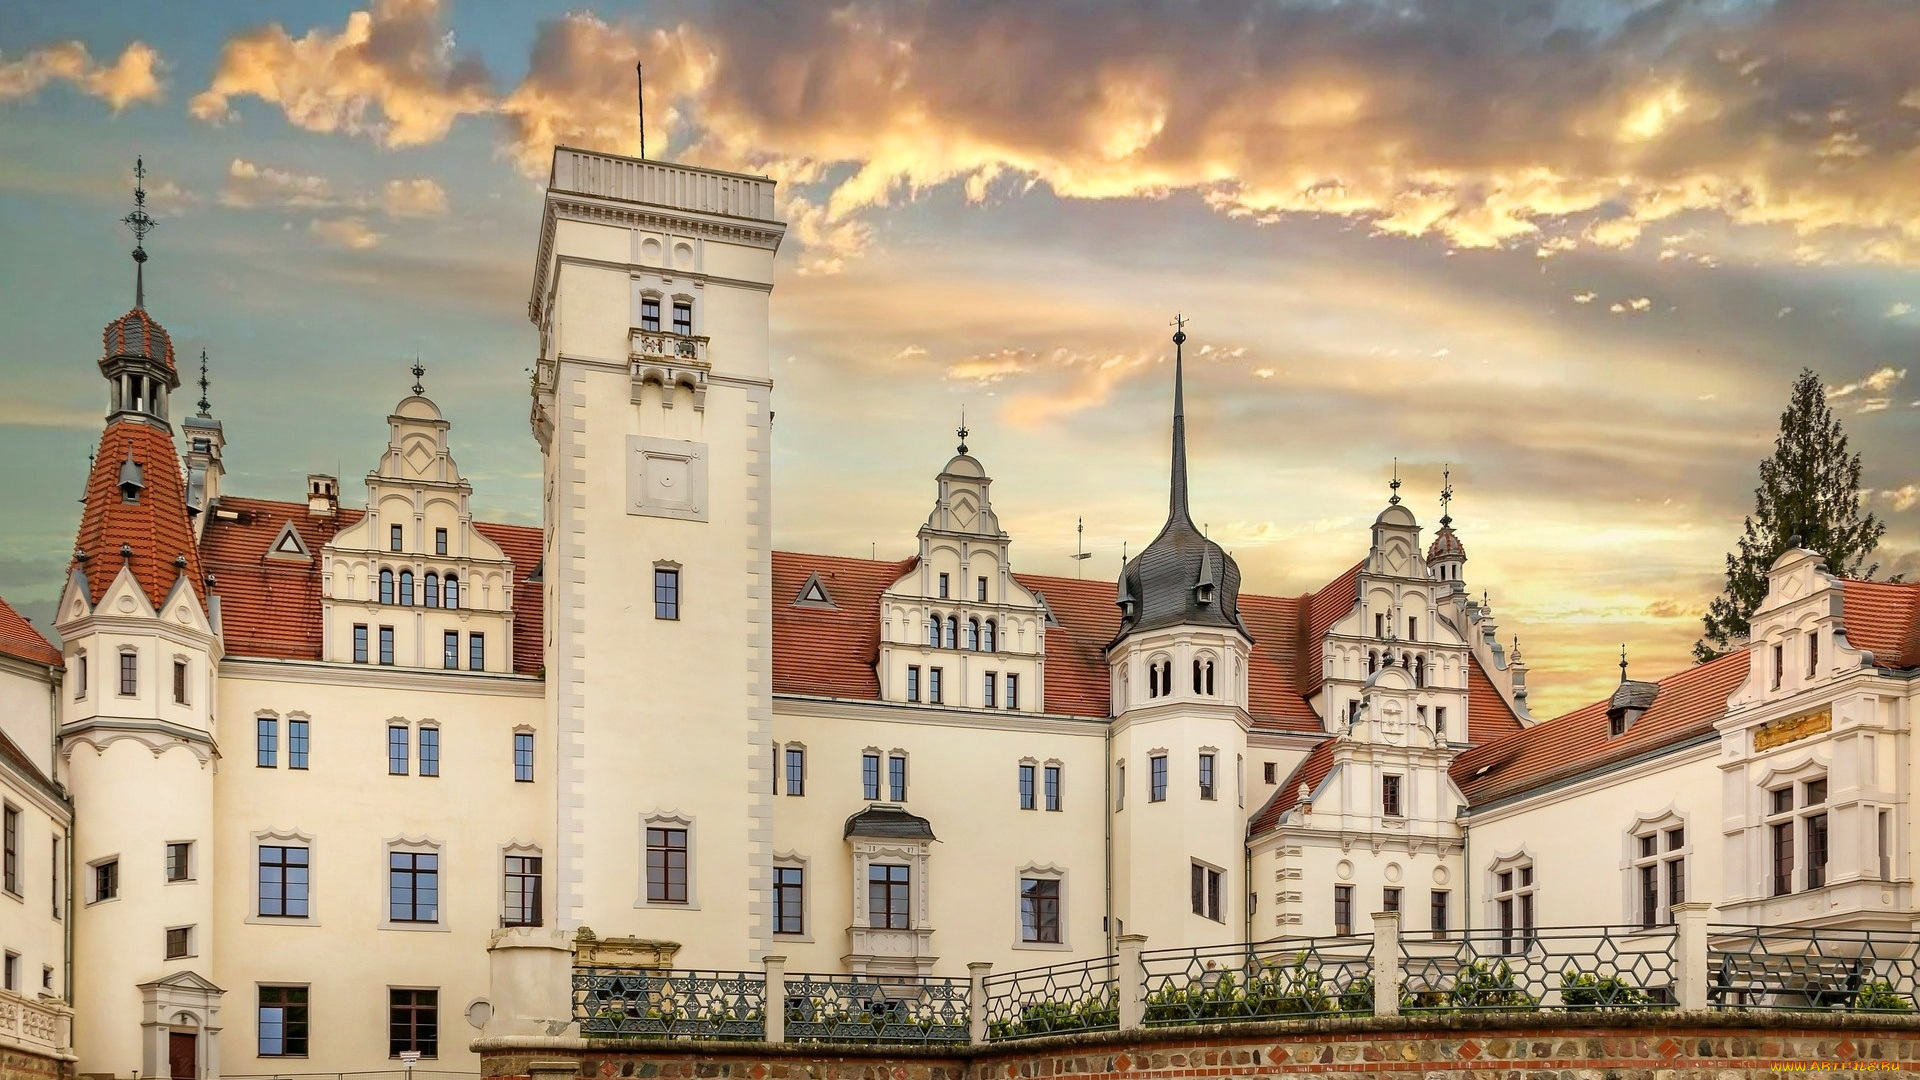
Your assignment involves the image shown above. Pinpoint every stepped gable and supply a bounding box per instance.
[198,495,544,676]
[0,596,60,668]
[1838,578,1920,668]
[73,422,204,611]
[1453,649,1750,807]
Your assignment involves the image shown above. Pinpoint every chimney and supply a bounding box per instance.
[307,474,339,517]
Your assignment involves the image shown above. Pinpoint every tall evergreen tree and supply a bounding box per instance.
[1696,368,1885,661]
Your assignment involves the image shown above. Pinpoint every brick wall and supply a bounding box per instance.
[481,1012,1920,1080]
[0,1047,71,1080]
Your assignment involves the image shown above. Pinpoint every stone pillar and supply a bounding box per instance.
[1671,901,1713,1011]
[1371,912,1402,1018]
[1116,934,1149,1031]
[967,962,992,1044]
[481,927,579,1039]
[763,955,787,1043]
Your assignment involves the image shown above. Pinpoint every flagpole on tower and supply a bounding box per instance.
[636,63,646,160]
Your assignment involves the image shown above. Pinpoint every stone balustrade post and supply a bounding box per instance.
[763,955,787,1043]
[1371,912,1402,1018]
[1671,901,1713,1011]
[481,927,580,1039]
[967,962,992,1044]
[1116,934,1149,1031]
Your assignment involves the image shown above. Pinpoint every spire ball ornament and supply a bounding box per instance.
[410,359,426,396]
[122,157,157,309]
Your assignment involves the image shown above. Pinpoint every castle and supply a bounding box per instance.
[0,146,1912,1079]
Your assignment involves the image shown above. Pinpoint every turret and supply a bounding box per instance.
[182,351,225,536]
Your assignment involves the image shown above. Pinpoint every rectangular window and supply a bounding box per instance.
[50,837,60,918]
[1198,753,1216,800]
[1430,890,1449,939]
[1807,812,1829,889]
[1409,616,1418,640]
[1640,864,1659,929]
[646,827,688,904]
[1805,778,1827,806]
[672,301,693,336]
[1044,764,1062,812]
[94,859,118,902]
[259,986,309,1057]
[1334,884,1354,936]
[469,633,484,671]
[119,652,137,695]
[1374,613,1385,637]
[378,625,395,665]
[389,725,409,775]
[74,654,85,699]
[905,666,920,702]
[862,753,880,800]
[774,865,805,935]
[1020,878,1061,943]
[1150,755,1168,802]
[503,855,542,927]
[1435,706,1448,741]
[1381,775,1403,817]
[3,953,16,991]
[889,754,908,801]
[442,631,459,670]
[984,671,997,708]
[1880,810,1892,881]
[389,988,438,1058]
[257,717,278,767]
[1771,643,1784,689]
[1264,762,1278,784]
[289,719,309,770]
[785,747,805,796]
[173,660,188,705]
[1667,855,1685,911]
[258,845,310,917]
[434,527,448,556]
[1019,764,1036,810]
[1006,673,1019,710]
[641,297,661,332]
[388,851,440,922]
[868,864,910,929]
[390,524,404,551]
[0,807,14,895]
[654,569,680,620]
[1383,886,1401,914]
[353,624,369,664]
[937,573,950,598]
[977,576,988,602]
[165,926,191,959]
[41,966,50,991]
[418,727,440,778]
[1808,632,1819,677]
[1771,820,1794,896]
[1190,863,1222,921]
[165,841,191,883]
[1115,763,1126,810]
[513,732,535,782]
[929,667,943,703]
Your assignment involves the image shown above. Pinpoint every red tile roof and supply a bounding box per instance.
[73,421,204,613]
[199,497,544,676]
[103,307,175,371]
[1298,561,1363,702]
[1466,657,1525,743]
[1840,579,1920,669]
[771,552,916,701]
[1248,738,1337,834]
[1452,650,1750,807]
[0,596,60,668]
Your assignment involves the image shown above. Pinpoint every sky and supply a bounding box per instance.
[2,0,1917,719]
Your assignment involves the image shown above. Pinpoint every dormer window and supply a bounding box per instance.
[117,456,143,504]
[1195,581,1214,605]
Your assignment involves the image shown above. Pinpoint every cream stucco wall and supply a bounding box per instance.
[0,657,70,1011]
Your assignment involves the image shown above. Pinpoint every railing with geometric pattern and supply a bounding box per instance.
[573,968,767,1039]
[1708,924,1920,1013]
[982,956,1119,1040]
[1399,925,1677,1011]
[782,973,970,1044]
[1140,936,1375,1024]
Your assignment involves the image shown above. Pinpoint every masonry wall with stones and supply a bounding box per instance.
[480,1013,1920,1080]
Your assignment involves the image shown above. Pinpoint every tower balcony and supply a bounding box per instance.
[631,329,710,366]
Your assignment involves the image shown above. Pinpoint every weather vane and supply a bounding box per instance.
[1171,312,1187,345]
[1389,457,1401,506]
[956,406,968,455]
[1619,644,1629,683]
[411,358,426,396]
[197,350,211,417]
[1439,463,1453,527]
[123,157,156,309]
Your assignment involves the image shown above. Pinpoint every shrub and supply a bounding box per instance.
[1559,970,1653,1010]
[1439,960,1538,1011]
[1855,981,1914,1012]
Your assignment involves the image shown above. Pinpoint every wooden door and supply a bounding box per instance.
[168,1031,196,1080]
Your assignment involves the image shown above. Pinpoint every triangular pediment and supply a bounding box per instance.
[95,564,158,620]
[138,968,224,993]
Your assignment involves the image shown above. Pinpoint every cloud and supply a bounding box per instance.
[222,158,334,209]
[1573,292,1597,304]
[1609,297,1653,314]
[381,176,449,218]
[1888,302,1914,318]
[189,0,490,148]
[0,40,164,110]
[1884,484,1920,512]
[309,217,383,249]
[1828,365,1906,399]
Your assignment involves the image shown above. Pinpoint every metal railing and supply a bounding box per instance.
[573,967,767,1040]
[981,956,1119,1040]
[1708,925,1920,1013]
[783,973,969,1044]
[1141,936,1375,1024]
[1399,924,1677,1011]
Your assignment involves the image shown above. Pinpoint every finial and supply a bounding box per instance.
[196,350,211,417]
[1619,644,1629,683]
[410,358,426,396]
[1389,458,1401,506]
[1168,315,1191,522]
[956,406,969,455]
[123,157,156,309]
[1439,463,1453,527]
[1171,312,1187,346]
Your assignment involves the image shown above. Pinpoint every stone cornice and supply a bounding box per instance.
[219,656,544,697]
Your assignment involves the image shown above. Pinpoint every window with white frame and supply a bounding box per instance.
[388,846,440,924]
[1190,861,1223,922]
[1492,859,1536,954]
[773,860,806,936]
[258,841,310,918]
[502,851,542,927]
[1629,818,1688,928]
[1018,872,1063,944]
[784,745,806,796]
[118,649,137,696]
[1198,752,1216,800]
[1018,762,1037,810]
[645,816,692,906]
[1767,777,1829,895]
[1044,763,1062,812]
[861,751,881,800]
[1150,754,1168,802]
[888,753,908,801]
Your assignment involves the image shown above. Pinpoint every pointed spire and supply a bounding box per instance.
[1439,463,1453,527]
[123,157,156,310]
[196,349,211,417]
[1169,314,1190,523]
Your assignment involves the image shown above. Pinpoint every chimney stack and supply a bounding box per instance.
[307,474,339,517]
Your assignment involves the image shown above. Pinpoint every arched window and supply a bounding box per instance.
[379,568,395,605]
[967,618,980,651]
[1367,650,1378,675]
[944,616,957,650]
[1201,658,1215,696]
[983,620,997,653]
[444,574,459,609]
[928,614,942,648]
[1159,660,1173,696]
[1414,655,1426,688]
[399,570,415,606]
[1148,663,1161,698]
[425,572,440,608]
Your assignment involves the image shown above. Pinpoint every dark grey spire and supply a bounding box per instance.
[1169,314,1190,523]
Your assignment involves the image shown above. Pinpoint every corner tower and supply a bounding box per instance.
[528,147,785,962]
